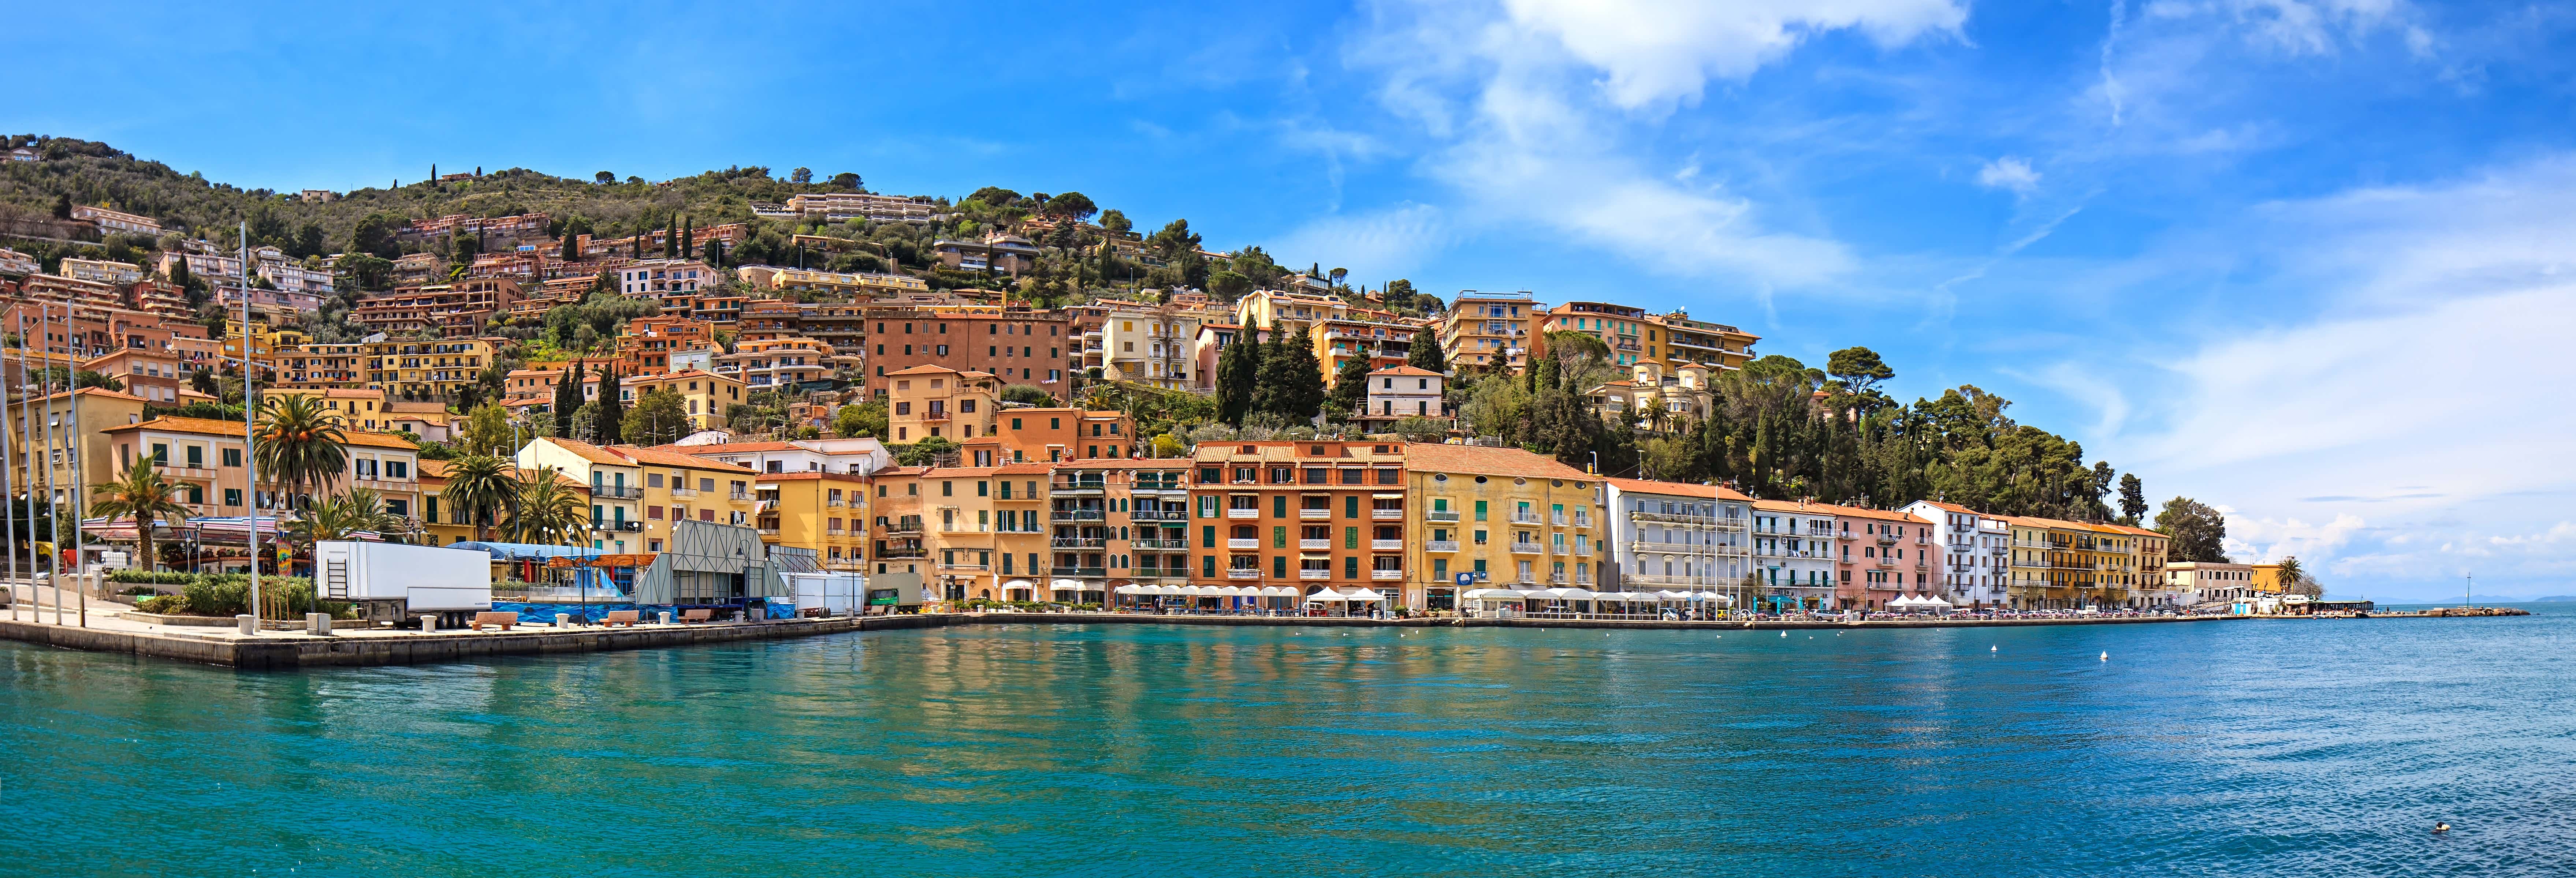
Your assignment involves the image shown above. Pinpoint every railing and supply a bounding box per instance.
[1227,538,1259,550]
[593,485,643,499]
[1052,511,1106,521]
[1550,514,1567,526]
[1371,508,1402,520]
[1370,539,1403,551]
[1510,542,1544,554]
[1876,532,1897,544]
[1371,569,1403,580]
[1226,508,1259,519]
[1129,509,1184,522]
[1051,566,1107,577]
[825,527,846,537]
[1549,572,1568,584]
[1134,538,1187,550]
[757,527,781,536]
[1050,481,1105,493]
[1425,510,1461,522]
[1511,512,1542,524]
[1227,569,1261,580]
[1875,557,1895,567]
[729,490,753,501]
[1299,508,1330,519]
[1630,511,1747,528]
[1300,539,1332,550]
[1299,569,1330,580]
[1549,543,1569,554]
[1426,541,1459,552]
[877,547,927,559]
[917,410,950,421]
[669,486,700,499]
[884,523,923,535]
[1051,537,1106,548]
[1571,515,1591,528]
[1573,574,1593,586]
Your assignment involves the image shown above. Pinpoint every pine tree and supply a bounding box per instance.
[1216,325,1263,423]
[703,237,723,268]
[663,216,678,259]
[1406,332,1448,374]
[552,371,580,438]
[594,364,624,442]
[682,216,694,255]
[1255,324,1327,421]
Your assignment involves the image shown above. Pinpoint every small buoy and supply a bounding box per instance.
[1991,645,1997,652]
[2434,822,2450,833]
[1780,631,1787,638]
[2100,651,2109,662]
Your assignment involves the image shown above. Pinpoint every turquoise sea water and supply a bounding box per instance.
[5,606,2573,877]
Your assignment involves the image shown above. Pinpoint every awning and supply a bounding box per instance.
[1304,589,1346,602]
[1001,579,1034,591]
[1114,584,1143,595]
[1049,579,1085,591]
[1372,493,1405,499]
[1462,588,1524,600]
[1344,588,1386,602]
[1262,586,1299,597]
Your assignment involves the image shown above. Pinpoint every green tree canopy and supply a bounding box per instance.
[2155,497,2230,562]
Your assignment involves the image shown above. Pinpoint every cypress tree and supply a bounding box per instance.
[552,371,579,438]
[1216,324,1262,423]
[703,238,723,268]
[594,363,625,442]
[663,216,678,259]
[682,216,694,255]
[1326,344,1373,416]
[1406,331,1448,374]
[559,229,578,261]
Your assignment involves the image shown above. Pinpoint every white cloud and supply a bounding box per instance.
[1273,203,1452,279]
[1343,0,1963,287]
[1499,0,1968,111]
[2221,508,2368,566]
[1976,156,2041,194]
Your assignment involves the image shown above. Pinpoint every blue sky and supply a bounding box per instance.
[14,1,2576,599]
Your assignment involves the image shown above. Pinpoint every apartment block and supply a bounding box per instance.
[928,232,1040,274]
[514,438,760,554]
[1899,500,2013,608]
[1829,505,1937,611]
[857,305,1071,388]
[59,257,143,286]
[1190,441,1415,604]
[618,369,744,433]
[70,204,160,236]
[736,265,929,299]
[1600,478,1752,595]
[1748,499,1843,612]
[615,315,716,376]
[351,279,523,337]
[752,471,873,572]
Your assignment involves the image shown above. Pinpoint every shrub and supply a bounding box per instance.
[108,569,195,586]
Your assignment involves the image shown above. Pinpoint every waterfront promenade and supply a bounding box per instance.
[0,591,2519,670]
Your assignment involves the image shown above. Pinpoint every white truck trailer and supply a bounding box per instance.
[314,541,494,628]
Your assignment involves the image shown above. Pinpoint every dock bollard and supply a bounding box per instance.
[237,614,258,635]
[659,611,674,626]
[306,613,331,635]
[421,614,438,633]
[554,613,572,628]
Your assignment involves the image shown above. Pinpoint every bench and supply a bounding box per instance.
[602,610,643,627]
[801,607,829,619]
[471,611,518,632]
[680,608,715,623]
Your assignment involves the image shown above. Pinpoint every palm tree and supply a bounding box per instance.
[506,466,592,547]
[442,453,517,542]
[88,460,191,573]
[253,393,348,512]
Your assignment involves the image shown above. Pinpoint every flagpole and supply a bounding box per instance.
[241,221,261,628]
[39,304,60,624]
[69,304,86,627]
[2,312,15,621]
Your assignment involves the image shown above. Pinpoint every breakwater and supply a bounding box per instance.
[2,606,2522,670]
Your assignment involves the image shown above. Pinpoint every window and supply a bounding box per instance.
[1475,500,1489,521]
[224,488,241,507]
[222,448,241,467]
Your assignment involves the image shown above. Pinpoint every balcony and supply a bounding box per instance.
[1051,566,1107,577]
[1875,557,1895,567]
[1425,509,1461,522]
[1370,569,1403,581]
[826,497,847,507]
[593,485,643,499]
[1050,481,1105,495]
[1300,539,1332,550]
[1426,541,1459,553]
[1051,537,1107,549]
[884,523,923,535]
[877,547,927,559]
[1299,508,1330,520]
[917,410,950,422]
[1549,514,1567,526]
[1815,530,1845,540]
[1227,569,1262,580]
[825,527,846,537]
[1228,538,1260,550]
[942,562,989,571]
[1134,538,1188,550]
[1573,574,1593,586]
[1550,543,1571,554]
[1549,572,1569,584]
[1510,541,1544,554]
[1226,508,1259,519]
[1130,510,1185,522]
[1051,511,1106,522]
[1511,512,1542,525]
[1370,508,1402,520]
[1371,539,1404,551]
[669,486,700,499]
[757,527,780,536]
[1571,515,1592,528]
[1299,569,1330,580]
[729,491,753,502]
[1876,532,1897,545]
[1133,568,1186,579]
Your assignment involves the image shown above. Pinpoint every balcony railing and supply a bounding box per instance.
[1371,539,1403,551]
[1051,511,1106,522]
[1371,569,1403,580]
[884,523,923,535]
[1051,566,1108,577]
[1510,541,1544,554]
[1134,538,1188,550]
[1228,538,1259,550]
[1426,541,1459,553]
[1510,512,1542,524]
[1050,481,1105,494]
[1130,510,1184,522]
[1300,539,1332,550]
[1425,510,1461,522]
[1299,508,1330,519]
[1226,508,1259,519]
[1371,508,1402,520]
[1299,569,1330,580]
[1051,537,1106,549]
[592,485,643,499]
[877,548,927,559]
[729,490,753,501]
[1227,569,1262,580]
[670,487,700,499]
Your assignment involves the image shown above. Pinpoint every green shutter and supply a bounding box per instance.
[1272,556,1286,578]
[1345,495,1359,518]
[1344,526,1358,549]
[1475,500,1488,521]
[1203,555,1216,577]
[1273,495,1287,517]
[1344,556,1358,578]
[1272,526,1287,548]
[1202,525,1216,548]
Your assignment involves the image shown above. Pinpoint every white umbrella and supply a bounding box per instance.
[1345,588,1386,603]
[1050,579,1085,592]
[1542,587,1596,600]
[1152,585,1182,596]
[1261,586,1296,598]
[1463,588,1522,600]
[1305,589,1346,602]
[1515,589,1552,599]
[1114,584,1142,595]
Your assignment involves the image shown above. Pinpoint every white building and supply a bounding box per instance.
[1099,302,1200,388]
[618,259,715,298]
[58,257,142,286]
[1360,365,1444,421]
[671,436,892,477]
[1900,500,2014,608]
[1750,498,1842,611]
[1601,478,1752,596]
[2164,561,2257,607]
[0,247,37,277]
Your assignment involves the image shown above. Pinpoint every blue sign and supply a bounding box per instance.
[1454,571,1488,588]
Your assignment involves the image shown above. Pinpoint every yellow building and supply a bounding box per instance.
[222,321,309,374]
[515,437,760,554]
[1399,443,1599,612]
[736,265,930,298]
[13,388,153,508]
[263,388,393,430]
[913,463,1057,603]
[883,365,999,444]
[2107,523,2168,606]
[369,337,495,400]
[1439,290,1536,371]
[752,471,872,571]
[618,369,745,433]
[1098,302,1201,388]
[2005,517,2137,609]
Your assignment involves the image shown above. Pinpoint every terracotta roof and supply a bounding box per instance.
[22,387,148,405]
[1400,442,1590,481]
[534,437,633,466]
[649,441,800,454]
[1601,477,1750,502]
[1910,500,1979,514]
[1818,504,1929,524]
[1370,365,1441,377]
[887,364,961,376]
[341,430,420,451]
[273,388,381,398]
[103,415,249,437]
[1752,498,1831,513]
[749,471,869,483]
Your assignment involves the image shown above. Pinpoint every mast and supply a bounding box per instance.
[241,221,261,625]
